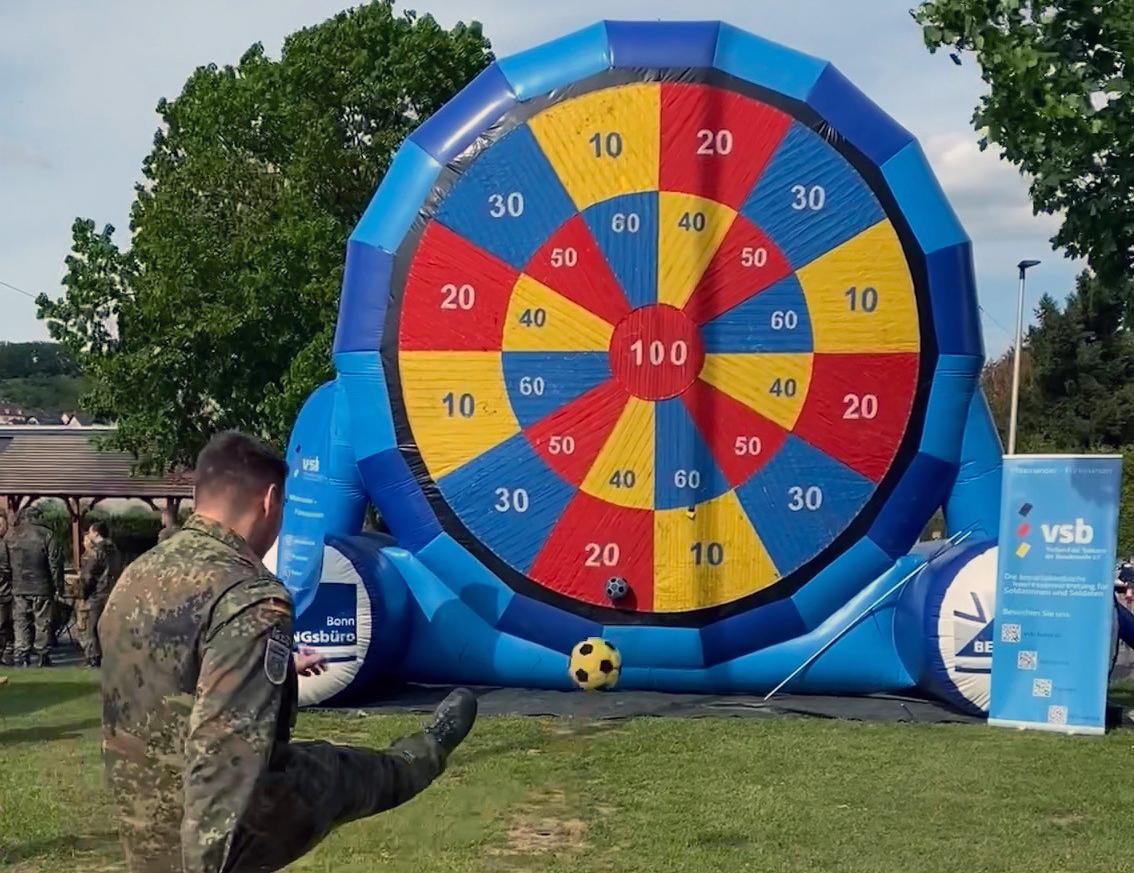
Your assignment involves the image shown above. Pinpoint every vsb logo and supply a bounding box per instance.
[301,456,320,473]
[1041,519,1094,544]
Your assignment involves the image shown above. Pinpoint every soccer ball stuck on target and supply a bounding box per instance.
[569,638,622,691]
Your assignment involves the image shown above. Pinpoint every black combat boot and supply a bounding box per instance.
[34,653,52,668]
[423,688,478,756]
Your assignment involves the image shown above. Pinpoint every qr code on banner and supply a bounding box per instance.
[1032,678,1053,698]
[1047,705,1068,725]
[1001,623,1021,643]
[1017,651,1038,671]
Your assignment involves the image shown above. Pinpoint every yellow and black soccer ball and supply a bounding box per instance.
[569,637,622,691]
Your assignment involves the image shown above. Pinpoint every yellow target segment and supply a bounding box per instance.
[503,275,614,352]
[700,353,814,430]
[528,83,661,210]
[795,220,919,353]
[656,192,737,309]
[581,396,655,509]
[653,490,780,611]
[400,351,520,478]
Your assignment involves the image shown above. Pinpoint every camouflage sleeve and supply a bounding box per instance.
[47,535,63,594]
[0,541,9,585]
[80,546,106,599]
[181,578,293,873]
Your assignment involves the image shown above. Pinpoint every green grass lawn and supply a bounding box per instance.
[3,669,1134,873]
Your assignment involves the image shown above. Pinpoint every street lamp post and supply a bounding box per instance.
[1007,259,1041,455]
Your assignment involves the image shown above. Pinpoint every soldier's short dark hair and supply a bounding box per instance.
[90,520,110,538]
[194,431,288,505]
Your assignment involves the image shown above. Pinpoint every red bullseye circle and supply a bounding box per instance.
[608,304,705,400]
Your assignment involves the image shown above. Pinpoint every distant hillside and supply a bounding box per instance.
[0,341,88,418]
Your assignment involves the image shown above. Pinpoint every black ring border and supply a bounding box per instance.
[381,67,939,629]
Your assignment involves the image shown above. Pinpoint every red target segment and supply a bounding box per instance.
[526,380,629,485]
[529,492,654,609]
[683,214,792,326]
[399,223,517,351]
[683,379,790,486]
[660,82,792,208]
[793,352,920,483]
[608,304,706,400]
[522,215,631,327]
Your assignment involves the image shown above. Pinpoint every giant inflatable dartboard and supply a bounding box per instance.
[326,21,982,645]
[387,77,928,621]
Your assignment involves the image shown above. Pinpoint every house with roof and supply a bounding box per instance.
[0,425,192,563]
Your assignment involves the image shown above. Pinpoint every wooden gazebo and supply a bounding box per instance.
[0,425,193,565]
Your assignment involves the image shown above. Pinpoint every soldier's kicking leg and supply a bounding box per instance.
[223,688,477,873]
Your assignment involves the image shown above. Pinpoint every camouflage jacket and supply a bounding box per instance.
[80,538,123,601]
[0,516,63,598]
[99,514,297,873]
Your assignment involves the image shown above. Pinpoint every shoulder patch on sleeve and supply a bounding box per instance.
[264,624,291,686]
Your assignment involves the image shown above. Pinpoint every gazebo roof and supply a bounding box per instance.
[0,426,192,499]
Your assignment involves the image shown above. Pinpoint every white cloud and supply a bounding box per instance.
[0,140,52,171]
[923,133,1060,244]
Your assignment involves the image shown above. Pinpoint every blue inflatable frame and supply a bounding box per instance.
[279,20,1005,696]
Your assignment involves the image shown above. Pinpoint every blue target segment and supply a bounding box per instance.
[654,398,731,510]
[434,126,577,269]
[735,436,875,575]
[741,123,884,270]
[438,433,575,574]
[502,352,611,429]
[700,276,814,354]
[583,192,659,309]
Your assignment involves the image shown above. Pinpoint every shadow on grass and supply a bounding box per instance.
[0,717,101,745]
[0,830,121,868]
[0,680,98,718]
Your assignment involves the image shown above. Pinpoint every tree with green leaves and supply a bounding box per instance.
[913,1,1134,288]
[1019,271,1134,450]
[38,1,492,473]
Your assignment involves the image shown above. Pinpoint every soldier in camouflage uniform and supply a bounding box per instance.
[0,502,64,667]
[80,520,122,668]
[100,431,477,873]
[0,512,13,667]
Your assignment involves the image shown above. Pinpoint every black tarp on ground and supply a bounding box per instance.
[319,685,985,724]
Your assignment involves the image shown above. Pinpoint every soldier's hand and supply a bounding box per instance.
[294,646,328,677]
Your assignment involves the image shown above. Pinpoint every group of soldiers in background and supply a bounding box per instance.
[0,502,123,668]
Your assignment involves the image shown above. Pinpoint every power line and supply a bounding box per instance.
[0,280,36,300]
[979,305,1015,341]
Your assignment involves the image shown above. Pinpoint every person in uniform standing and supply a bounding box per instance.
[0,511,13,667]
[99,430,477,873]
[0,503,63,667]
[80,520,122,668]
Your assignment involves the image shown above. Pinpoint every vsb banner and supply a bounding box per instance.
[989,454,1123,734]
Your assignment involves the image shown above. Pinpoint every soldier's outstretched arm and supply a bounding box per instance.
[181,581,293,873]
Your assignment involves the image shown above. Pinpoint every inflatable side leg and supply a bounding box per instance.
[944,389,1003,540]
[277,379,368,616]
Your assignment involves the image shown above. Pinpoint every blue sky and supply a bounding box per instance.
[0,0,1079,355]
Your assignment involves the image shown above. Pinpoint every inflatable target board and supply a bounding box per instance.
[279,20,1008,704]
